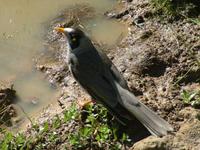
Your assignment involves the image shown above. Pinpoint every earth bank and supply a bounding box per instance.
[1,0,200,149]
[33,0,200,149]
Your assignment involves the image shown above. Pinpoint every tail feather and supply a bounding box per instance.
[115,82,173,137]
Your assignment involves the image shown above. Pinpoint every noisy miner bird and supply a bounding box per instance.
[55,27,173,137]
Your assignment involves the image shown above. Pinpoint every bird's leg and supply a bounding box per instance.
[77,98,96,108]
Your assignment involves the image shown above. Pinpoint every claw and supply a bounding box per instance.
[77,99,95,108]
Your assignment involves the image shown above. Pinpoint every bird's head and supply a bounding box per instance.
[55,27,85,50]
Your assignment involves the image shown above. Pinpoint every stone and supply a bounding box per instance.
[131,136,169,150]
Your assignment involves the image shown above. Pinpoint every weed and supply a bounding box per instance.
[40,122,49,133]
[151,0,176,16]
[0,103,131,149]
[189,18,200,25]
[181,90,200,106]
[63,103,79,122]
[52,115,61,129]
[151,0,200,17]
[67,104,130,149]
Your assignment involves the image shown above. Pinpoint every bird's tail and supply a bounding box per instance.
[115,82,173,137]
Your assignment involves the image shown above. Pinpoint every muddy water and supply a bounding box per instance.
[0,0,126,130]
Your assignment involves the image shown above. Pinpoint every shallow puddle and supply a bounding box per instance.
[0,0,127,130]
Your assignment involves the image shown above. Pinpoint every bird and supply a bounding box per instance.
[55,27,173,137]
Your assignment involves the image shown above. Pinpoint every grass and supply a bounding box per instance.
[174,42,200,85]
[151,0,200,18]
[151,0,177,16]
[188,18,200,25]
[0,103,131,150]
[181,90,200,107]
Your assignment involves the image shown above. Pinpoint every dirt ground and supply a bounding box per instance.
[0,81,16,129]
[34,1,200,149]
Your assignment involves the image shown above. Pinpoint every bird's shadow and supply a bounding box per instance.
[81,104,151,146]
[109,117,151,145]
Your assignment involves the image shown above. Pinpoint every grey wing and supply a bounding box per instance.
[97,49,129,90]
[83,71,119,107]
[110,64,129,90]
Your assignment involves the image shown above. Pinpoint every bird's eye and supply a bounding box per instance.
[72,37,76,42]
[70,33,77,42]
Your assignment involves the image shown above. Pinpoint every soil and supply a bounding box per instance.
[0,81,16,127]
[3,0,199,149]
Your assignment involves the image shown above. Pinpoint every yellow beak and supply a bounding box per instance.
[55,27,65,33]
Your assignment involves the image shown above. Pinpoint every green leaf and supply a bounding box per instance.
[188,92,197,101]
[53,115,61,129]
[16,134,26,146]
[69,134,80,146]
[64,103,79,122]
[0,132,13,150]
[96,124,111,142]
[181,90,199,106]
[40,122,49,133]
[79,127,92,138]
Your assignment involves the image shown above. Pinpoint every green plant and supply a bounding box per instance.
[181,90,200,106]
[151,0,200,17]
[52,115,61,129]
[95,124,111,142]
[63,103,79,122]
[190,18,200,25]
[0,132,13,150]
[41,122,49,133]
[0,132,29,150]
[0,103,131,149]
[151,0,176,15]
[67,104,131,149]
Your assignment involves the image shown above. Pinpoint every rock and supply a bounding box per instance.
[0,81,16,104]
[133,15,145,26]
[170,119,200,149]
[106,9,129,19]
[131,108,200,150]
[179,107,199,120]
[0,81,16,127]
[30,97,39,105]
[131,136,169,150]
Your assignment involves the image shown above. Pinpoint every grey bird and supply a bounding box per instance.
[55,27,173,137]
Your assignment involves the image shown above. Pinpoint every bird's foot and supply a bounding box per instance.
[77,99,95,108]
